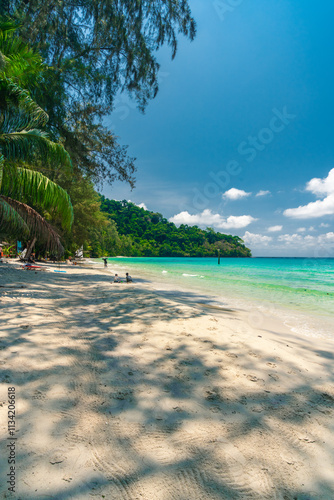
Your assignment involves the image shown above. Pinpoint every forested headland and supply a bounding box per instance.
[0,2,251,260]
[98,198,251,258]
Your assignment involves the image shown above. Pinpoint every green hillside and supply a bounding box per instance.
[100,198,252,258]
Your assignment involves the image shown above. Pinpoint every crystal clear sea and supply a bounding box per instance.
[97,257,334,340]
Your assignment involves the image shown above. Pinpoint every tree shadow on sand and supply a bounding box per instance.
[0,266,334,499]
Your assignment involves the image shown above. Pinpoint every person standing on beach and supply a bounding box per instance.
[102,258,108,267]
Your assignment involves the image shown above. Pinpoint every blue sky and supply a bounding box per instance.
[103,0,334,257]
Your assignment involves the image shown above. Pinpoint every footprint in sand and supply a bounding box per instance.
[249,351,261,358]
[32,390,46,400]
[226,352,238,359]
[266,362,277,368]
[205,389,224,402]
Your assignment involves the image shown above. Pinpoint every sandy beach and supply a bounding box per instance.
[1,261,334,499]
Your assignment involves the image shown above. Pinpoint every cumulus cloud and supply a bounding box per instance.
[278,233,304,245]
[242,231,272,246]
[284,169,334,219]
[223,215,257,229]
[223,188,251,200]
[169,209,256,229]
[320,222,330,228]
[297,227,306,232]
[319,231,334,242]
[267,225,282,232]
[242,230,334,252]
[129,200,148,210]
[256,190,271,197]
[306,168,334,196]
[278,232,334,246]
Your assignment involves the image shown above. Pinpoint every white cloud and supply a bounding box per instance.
[242,231,272,246]
[267,225,282,232]
[241,230,334,254]
[297,227,306,232]
[128,200,148,210]
[256,190,271,197]
[223,215,257,229]
[306,168,334,196]
[169,209,256,230]
[223,188,251,200]
[320,223,330,228]
[278,233,304,245]
[284,169,334,219]
[304,235,316,244]
[278,232,334,247]
[319,232,334,242]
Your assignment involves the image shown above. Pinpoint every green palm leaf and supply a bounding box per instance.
[0,129,72,169]
[0,17,44,88]
[0,17,74,249]
[0,18,20,38]
[1,165,73,230]
[0,77,48,125]
[0,153,3,188]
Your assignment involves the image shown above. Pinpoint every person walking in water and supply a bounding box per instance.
[102,258,108,267]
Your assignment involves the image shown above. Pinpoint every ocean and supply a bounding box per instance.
[96,257,334,340]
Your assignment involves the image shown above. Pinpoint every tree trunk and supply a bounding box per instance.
[25,237,37,261]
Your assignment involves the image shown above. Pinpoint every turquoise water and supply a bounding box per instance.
[99,257,334,337]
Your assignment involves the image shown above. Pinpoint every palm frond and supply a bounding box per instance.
[1,165,73,230]
[0,51,5,71]
[0,17,43,88]
[0,129,72,170]
[2,196,64,255]
[0,40,43,82]
[0,77,48,125]
[0,108,41,134]
[0,195,29,237]
[0,152,3,188]
[0,18,21,39]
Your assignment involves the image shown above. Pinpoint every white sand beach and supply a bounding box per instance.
[1,261,334,499]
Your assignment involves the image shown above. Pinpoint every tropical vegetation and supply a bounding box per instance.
[0,5,252,259]
[99,199,252,258]
[0,18,73,257]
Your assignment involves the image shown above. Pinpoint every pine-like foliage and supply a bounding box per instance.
[0,2,196,190]
[4,1,196,109]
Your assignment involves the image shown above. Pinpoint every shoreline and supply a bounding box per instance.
[94,257,334,342]
[1,261,334,498]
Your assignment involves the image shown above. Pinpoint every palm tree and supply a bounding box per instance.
[0,18,73,257]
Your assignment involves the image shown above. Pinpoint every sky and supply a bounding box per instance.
[103,0,334,257]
